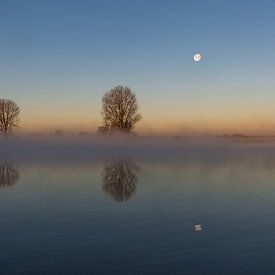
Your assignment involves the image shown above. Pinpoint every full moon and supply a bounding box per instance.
[193,53,202,62]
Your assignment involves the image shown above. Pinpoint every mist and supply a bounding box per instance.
[1,134,275,164]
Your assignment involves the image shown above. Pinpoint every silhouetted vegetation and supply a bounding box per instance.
[0,99,20,137]
[0,162,19,188]
[99,86,142,134]
[102,159,140,202]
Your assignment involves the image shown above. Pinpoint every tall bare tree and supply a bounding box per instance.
[0,99,20,137]
[101,86,142,133]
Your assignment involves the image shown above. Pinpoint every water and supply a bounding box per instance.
[1,144,275,274]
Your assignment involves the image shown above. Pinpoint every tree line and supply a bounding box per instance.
[0,85,142,137]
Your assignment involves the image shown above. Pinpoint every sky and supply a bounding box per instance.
[1,0,275,135]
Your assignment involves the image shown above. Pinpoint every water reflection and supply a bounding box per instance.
[0,161,19,188]
[102,159,140,202]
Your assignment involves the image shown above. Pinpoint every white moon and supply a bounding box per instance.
[193,53,202,62]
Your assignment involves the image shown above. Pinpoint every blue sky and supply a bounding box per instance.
[1,0,275,134]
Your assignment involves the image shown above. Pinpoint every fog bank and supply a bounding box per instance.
[1,135,275,163]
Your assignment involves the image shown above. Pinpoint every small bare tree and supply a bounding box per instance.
[0,99,20,137]
[101,86,142,133]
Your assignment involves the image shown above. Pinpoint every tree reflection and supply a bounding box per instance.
[102,160,140,202]
[0,162,19,188]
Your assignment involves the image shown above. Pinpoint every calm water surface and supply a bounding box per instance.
[1,147,275,274]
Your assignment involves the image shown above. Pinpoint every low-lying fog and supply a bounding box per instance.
[1,135,275,163]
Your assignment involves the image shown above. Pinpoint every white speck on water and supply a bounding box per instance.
[194,224,202,231]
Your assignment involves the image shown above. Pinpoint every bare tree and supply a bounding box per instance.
[0,99,20,137]
[101,86,142,133]
[102,160,140,202]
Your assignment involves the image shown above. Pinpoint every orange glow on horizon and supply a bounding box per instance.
[20,113,275,136]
